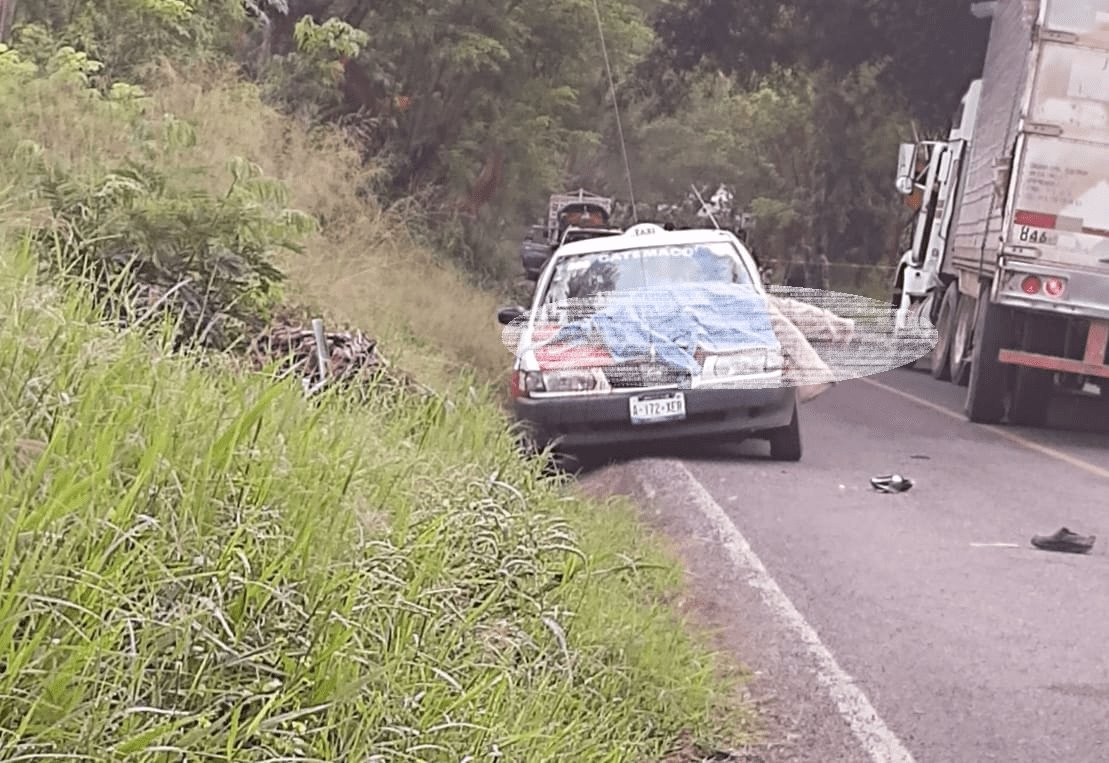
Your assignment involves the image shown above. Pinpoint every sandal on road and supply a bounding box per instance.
[870,474,914,494]
[1031,527,1096,555]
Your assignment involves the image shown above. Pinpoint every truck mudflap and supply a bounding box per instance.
[998,319,1109,380]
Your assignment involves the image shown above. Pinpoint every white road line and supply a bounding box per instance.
[635,459,916,763]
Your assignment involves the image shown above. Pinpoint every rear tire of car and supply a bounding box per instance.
[768,404,802,462]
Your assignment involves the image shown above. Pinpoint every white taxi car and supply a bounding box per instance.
[496,224,802,461]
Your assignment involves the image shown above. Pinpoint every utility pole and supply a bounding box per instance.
[0,0,17,45]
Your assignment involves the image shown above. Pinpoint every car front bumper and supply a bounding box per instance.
[513,385,797,451]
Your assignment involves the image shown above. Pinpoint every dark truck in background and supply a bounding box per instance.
[520,190,618,280]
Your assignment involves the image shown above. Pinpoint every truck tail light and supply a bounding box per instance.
[1016,274,1066,299]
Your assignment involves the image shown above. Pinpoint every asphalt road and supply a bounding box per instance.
[582,368,1109,763]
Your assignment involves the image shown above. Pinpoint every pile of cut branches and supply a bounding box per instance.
[249,315,434,401]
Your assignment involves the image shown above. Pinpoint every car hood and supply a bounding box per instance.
[530,282,780,374]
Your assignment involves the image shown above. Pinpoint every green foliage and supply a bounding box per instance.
[19,0,244,80]
[646,0,990,127]
[12,0,980,283]
[24,157,315,350]
[3,26,112,88]
[347,0,653,213]
[293,16,367,59]
[0,44,36,78]
[0,45,316,352]
[590,63,910,264]
[0,242,748,760]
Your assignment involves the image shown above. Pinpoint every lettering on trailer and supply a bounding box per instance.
[1023,162,1073,207]
[1017,155,1109,240]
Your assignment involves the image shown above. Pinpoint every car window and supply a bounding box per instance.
[535,242,756,326]
[542,242,752,304]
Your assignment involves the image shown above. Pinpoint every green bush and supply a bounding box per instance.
[26,156,315,351]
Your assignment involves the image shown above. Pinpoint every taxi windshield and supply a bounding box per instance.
[541,242,754,307]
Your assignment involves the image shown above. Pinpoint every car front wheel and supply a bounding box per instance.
[767,404,802,462]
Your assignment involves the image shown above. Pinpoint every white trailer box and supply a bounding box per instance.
[941,0,1109,424]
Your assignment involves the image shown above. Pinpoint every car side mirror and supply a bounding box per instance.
[895,142,917,195]
[497,305,528,325]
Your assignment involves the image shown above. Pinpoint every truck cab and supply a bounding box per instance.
[893,80,982,332]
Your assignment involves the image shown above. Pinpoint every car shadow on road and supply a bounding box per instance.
[566,437,775,477]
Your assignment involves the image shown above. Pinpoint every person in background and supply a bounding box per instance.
[747,245,761,272]
[784,250,808,288]
[815,247,831,290]
[747,245,774,286]
[766,258,780,285]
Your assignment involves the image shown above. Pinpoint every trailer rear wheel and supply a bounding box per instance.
[1006,367,1052,426]
[1004,316,1062,427]
[930,282,959,381]
[965,282,1010,424]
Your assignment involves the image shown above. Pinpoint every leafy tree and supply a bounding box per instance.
[9,0,962,289]
[582,61,910,269]
[17,0,244,80]
[644,0,990,127]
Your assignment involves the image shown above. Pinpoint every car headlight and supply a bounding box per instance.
[544,368,601,393]
[520,370,546,395]
[524,368,608,394]
[703,349,779,377]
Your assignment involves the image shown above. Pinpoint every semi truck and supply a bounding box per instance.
[893,0,1109,425]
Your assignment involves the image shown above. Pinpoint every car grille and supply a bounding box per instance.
[603,362,692,389]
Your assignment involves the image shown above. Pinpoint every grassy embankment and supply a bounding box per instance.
[0,63,756,759]
[6,61,509,390]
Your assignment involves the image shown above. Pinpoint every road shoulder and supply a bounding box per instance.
[580,461,872,763]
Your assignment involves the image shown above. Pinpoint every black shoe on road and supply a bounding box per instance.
[1031,527,1096,555]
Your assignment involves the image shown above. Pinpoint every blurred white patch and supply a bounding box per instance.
[502,285,938,392]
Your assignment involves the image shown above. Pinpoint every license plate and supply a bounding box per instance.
[629,392,687,425]
[1014,225,1058,246]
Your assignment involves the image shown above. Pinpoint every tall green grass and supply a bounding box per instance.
[0,240,750,761]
